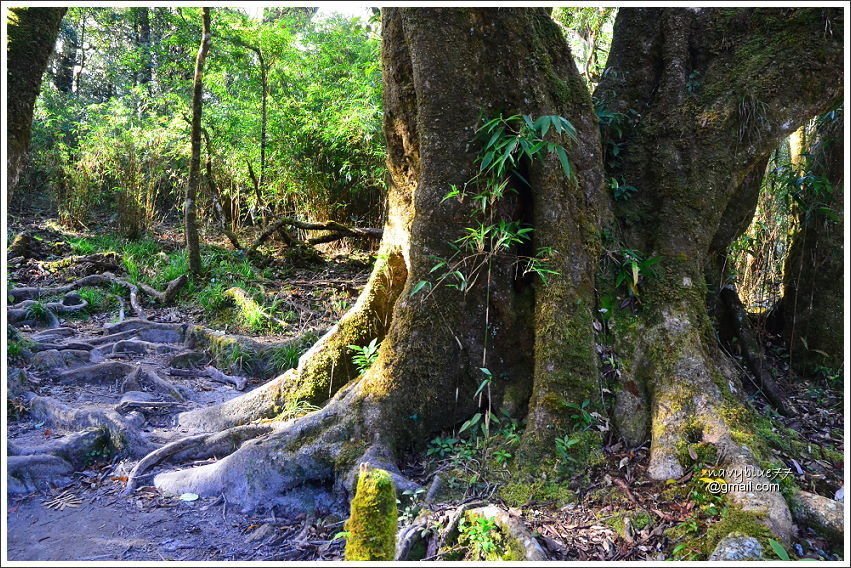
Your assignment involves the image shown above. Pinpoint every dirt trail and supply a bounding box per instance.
[6,312,345,561]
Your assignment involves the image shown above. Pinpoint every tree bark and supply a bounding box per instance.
[185,7,211,275]
[6,7,67,203]
[782,108,844,372]
[596,7,841,540]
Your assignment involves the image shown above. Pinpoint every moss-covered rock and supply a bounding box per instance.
[344,466,397,561]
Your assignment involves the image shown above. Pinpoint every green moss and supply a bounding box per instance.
[498,476,576,508]
[604,510,655,539]
[676,441,718,469]
[706,508,777,558]
[344,467,397,561]
[665,507,779,560]
[453,511,526,561]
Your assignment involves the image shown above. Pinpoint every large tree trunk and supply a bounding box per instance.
[782,109,844,372]
[145,8,841,547]
[6,7,67,204]
[596,7,842,540]
[185,7,211,275]
[153,6,604,512]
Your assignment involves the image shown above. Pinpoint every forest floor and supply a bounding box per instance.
[4,213,845,562]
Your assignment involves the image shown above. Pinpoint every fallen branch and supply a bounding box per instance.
[247,217,382,257]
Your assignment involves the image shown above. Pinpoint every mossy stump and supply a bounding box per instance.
[344,465,397,561]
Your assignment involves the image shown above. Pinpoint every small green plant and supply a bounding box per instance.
[566,399,595,428]
[554,434,582,462]
[671,542,701,561]
[198,281,229,314]
[458,515,501,561]
[83,432,114,467]
[267,333,318,374]
[428,436,460,458]
[397,487,426,524]
[411,112,576,298]
[348,338,380,375]
[610,177,638,200]
[492,449,513,464]
[767,538,790,561]
[122,256,141,284]
[24,301,52,323]
[155,250,190,287]
[77,286,117,314]
[611,249,662,297]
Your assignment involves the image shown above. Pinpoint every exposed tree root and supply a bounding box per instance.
[177,370,296,431]
[612,300,794,543]
[169,366,247,391]
[8,273,186,320]
[7,454,74,494]
[154,380,416,514]
[32,327,77,340]
[115,391,185,415]
[123,423,274,494]
[8,427,112,470]
[30,341,95,353]
[56,361,134,384]
[138,274,187,304]
[24,394,155,458]
[788,490,843,545]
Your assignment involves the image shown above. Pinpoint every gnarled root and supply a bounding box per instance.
[154,381,416,515]
[169,366,247,391]
[123,423,274,494]
[9,273,186,320]
[24,394,155,458]
[616,302,794,543]
[7,455,74,494]
[8,427,113,470]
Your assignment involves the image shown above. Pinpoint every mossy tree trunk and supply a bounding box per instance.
[6,7,67,204]
[596,7,841,539]
[154,6,604,511]
[148,7,841,545]
[782,109,844,372]
[185,7,210,275]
